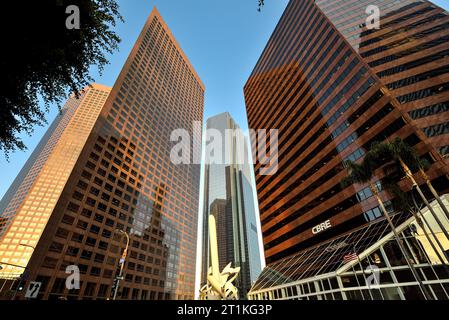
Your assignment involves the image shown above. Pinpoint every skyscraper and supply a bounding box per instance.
[0,8,204,300]
[200,112,263,298]
[0,83,112,242]
[244,0,449,267]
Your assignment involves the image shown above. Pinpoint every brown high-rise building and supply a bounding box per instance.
[244,0,449,266]
[0,8,204,300]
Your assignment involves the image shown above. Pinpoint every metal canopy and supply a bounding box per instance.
[250,211,411,292]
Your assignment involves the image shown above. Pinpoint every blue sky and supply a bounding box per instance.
[0,0,448,199]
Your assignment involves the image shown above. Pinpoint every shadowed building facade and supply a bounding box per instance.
[244,0,449,268]
[0,8,204,300]
[200,113,263,298]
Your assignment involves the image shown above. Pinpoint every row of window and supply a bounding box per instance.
[408,100,449,120]
[36,275,172,299]
[361,14,448,58]
[369,34,449,68]
[255,0,319,75]
[340,2,434,39]
[423,121,449,138]
[387,64,449,91]
[359,8,443,48]
[397,82,449,104]
[344,148,365,163]
[263,191,359,251]
[377,47,449,79]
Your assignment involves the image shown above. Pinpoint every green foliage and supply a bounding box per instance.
[341,160,372,187]
[342,138,426,186]
[341,137,426,213]
[382,173,413,213]
[0,1,123,157]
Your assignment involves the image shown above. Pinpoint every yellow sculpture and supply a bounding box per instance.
[199,215,240,300]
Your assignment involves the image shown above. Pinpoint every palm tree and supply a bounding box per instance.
[387,138,449,221]
[341,141,433,300]
[382,171,449,262]
[419,169,449,219]
[371,138,449,243]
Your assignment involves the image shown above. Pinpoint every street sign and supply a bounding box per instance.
[25,281,42,299]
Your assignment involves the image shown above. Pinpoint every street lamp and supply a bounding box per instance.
[112,229,129,300]
[12,243,35,300]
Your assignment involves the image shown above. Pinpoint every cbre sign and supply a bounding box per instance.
[312,220,332,235]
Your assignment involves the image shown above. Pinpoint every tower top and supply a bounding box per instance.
[147,7,205,90]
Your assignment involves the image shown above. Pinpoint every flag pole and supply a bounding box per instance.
[345,245,365,299]
[353,245,384,300]
[352,244,374,300]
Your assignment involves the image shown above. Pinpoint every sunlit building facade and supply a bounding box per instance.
[0,8,204,300]
[200,113,263,298]
[244,0,449,298]
[0,83,111,280]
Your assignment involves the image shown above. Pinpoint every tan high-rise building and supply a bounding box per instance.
[0,83,112,278]
[0,8,204,300]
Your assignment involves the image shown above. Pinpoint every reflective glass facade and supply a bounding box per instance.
[248,195,449,300]
[200,113,263,298]
[0,8,204,300]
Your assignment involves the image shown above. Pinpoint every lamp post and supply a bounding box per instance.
[112,229,129,300]
[12,244,35,300]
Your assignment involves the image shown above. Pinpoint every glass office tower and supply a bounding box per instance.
[200,112,263,298]
[0,8,204,300]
